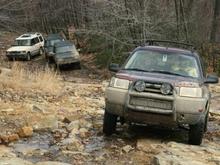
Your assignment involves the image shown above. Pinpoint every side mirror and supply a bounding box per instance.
[204,75,219,84]
[109,63,120,72]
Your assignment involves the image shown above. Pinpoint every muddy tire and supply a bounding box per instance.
[26,53,31,61]
[188,120,205,145]
[76,62,81,69]
[103,111,117,136]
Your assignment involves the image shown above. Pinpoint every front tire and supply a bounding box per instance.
[103,111,117,136]
[188,119,205,145]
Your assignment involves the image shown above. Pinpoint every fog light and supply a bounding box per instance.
[160,83,172,95]
[135,80,146,92]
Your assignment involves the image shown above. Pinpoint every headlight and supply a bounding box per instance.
[134,80,146,92]
[179,87,202,98]
[109,77,130,89]
[161,83,172,95]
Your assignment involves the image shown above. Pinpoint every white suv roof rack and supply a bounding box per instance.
[16,32,42,40]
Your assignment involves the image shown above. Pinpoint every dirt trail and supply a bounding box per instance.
[0,33,220,164]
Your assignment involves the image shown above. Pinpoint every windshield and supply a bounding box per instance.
[46,39,62,47]
[13,39,31,46]
[124,50,200,78]
[55,45,75,53]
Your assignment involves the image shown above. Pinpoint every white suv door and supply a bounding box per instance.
[31,37,40,55]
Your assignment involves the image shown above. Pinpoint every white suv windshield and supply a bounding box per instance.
[14,39,31,46]
[124,50,200,78]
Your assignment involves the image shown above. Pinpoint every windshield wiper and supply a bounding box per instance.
[149,70,193,78]
[123,68,150,72]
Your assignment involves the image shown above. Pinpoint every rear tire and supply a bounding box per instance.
[188,119,205,145]
[103,111,117,136]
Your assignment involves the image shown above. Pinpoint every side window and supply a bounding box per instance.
[39,36,43,42]
[34,37,40,44]
[31,39,35,46]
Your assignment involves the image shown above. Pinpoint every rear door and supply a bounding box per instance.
[33,37,40,55]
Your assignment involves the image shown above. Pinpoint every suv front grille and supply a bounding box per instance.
[130,96,173,110]
[9,51,20,55]
[135,81,173,95]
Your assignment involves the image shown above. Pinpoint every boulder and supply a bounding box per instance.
[18,126,33,138]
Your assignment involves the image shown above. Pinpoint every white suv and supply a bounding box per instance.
[6,33,44,61]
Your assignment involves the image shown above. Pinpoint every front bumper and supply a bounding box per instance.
[55,58,80,65]
[6,54,27,59]
[105,86,208,125]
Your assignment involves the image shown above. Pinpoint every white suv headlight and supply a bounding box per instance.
[179,87,202,98]
[109,77,130,89]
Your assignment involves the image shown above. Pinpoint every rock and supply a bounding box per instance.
[0,145,16,158]
[153,142,220,165]
[63,115,82,123]
[60,137,84,151]
[8,134,20,142]
[79,128,89,138]
[1,134,19,143]
[30,115,58,131]
[137,138,161,154]
[122,145,133,153]
[0,108,14,113]
[35,161,71,165]
[79,119,92,129]
[18,126,33,138]
[31,104,45,113]
[0,157,33,165]
[13,144,48,156]
[66,120,80,132]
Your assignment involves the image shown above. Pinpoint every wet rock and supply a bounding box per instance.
[122,145,133,153]
[59,137,84,151]
[18,126,33,138]
[13,143,48,156]
[35,161,71,165]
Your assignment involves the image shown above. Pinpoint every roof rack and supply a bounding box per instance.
[145,39,195,51]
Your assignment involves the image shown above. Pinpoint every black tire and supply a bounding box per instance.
[103,111,117,136]
[26,53,31,61]
[76,62,81,69]
[204,113,209,132]
[188,119,205,145]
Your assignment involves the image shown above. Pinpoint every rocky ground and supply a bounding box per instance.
[0,32,220,165]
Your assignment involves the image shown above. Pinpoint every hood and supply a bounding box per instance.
[7,46,31,52]
[116,70,201,86]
